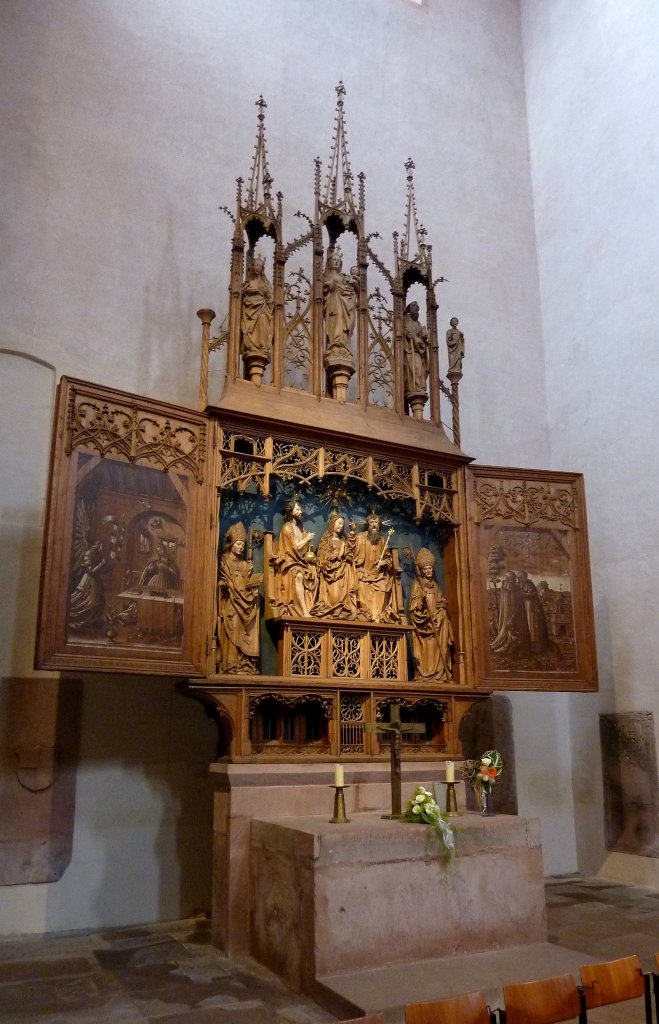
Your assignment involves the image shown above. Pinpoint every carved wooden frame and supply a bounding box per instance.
[466,465,598,692]
[36,378,216,676]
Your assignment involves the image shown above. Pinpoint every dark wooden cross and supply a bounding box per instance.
[365,703,425,818]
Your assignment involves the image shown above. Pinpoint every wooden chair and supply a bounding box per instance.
[580,955,651,1024]
[502,973,586,1024]
[652,953,659,1024]
[405,990,495,1024]
[338,1015,385,1024]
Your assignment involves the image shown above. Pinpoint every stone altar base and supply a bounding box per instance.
[250,812,547,999]
[210,761,460,956]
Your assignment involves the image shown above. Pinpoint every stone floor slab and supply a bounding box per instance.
[0,878,658,1024]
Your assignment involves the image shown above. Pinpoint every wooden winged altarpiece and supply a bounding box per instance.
[36,85,598,771]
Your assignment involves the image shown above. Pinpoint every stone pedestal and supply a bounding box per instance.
[250,812,547,996]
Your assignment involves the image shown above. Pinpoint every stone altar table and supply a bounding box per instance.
[249,812,547,997]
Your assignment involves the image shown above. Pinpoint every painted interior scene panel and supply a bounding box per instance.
[66,453,187,651]
[36,377,213,676]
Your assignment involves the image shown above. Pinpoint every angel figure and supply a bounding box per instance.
[68,501,124,632]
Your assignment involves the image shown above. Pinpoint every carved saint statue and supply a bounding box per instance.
[240,252,273,384]
[323,248,359,362]
[217,522,262,674]
[446,316,465,377]
[272,499,317,618]
[353,512,400,623]
[311,512,358,619]
[408,547,454,683]
[403,301,430,417]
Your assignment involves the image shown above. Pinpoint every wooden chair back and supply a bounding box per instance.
[339,1015,385,1024]
[405,990,492,1024]
[503,973,584,1024]
[580,955,651,1024]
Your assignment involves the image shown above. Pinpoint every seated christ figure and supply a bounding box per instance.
[272,499,317,618]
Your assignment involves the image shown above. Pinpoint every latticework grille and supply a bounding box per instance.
[339,694,365,752]
[370,633,399,679]
[332,633,361,677]
[290,630,322,676]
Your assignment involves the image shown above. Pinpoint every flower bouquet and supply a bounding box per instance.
[461,750,503,815]
[402,785,455,858]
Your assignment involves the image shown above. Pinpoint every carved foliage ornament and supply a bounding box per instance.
[475,479,578,529]
[66,389,207,483]
[248,693,333,718]
[218,430,457,524]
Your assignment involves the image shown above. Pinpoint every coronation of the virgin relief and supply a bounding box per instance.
[36,85,598,773]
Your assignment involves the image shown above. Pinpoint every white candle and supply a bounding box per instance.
[445,761,455,783]
[334,764,344,787]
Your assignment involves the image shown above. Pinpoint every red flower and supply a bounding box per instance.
[487,768,497,778]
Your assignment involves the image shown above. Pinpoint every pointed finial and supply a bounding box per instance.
[245,95,276,220]
[322,82,357,213]
[399,156,427,270]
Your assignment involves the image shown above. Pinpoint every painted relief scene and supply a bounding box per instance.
[66,454,187,649]
[484,524,577,674]
[218,484,454,684]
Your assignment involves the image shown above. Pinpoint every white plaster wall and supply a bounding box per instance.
[521,0,659,880]
[1,0,546,461]
[0,675,217,934]
[1,0,570,933]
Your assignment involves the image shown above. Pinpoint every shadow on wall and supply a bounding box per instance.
[65,675,219,932]
[459,694,518,814]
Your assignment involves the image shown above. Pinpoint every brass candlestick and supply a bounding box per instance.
[330,785,350,823]
[445,781,458,817]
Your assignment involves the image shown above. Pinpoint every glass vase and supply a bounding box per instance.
[480,785,495,816]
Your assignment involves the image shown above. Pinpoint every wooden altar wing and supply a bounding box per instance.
[35,377,217,676]
[466,465,598,692]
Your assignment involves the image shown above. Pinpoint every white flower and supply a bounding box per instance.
[481,756,492,766]
[412,804,422,814]
[414,794,425,803]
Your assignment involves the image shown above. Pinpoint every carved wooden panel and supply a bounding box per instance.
[466,465,598,692]
[36,378,216,676]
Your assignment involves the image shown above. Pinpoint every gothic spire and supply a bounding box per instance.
[322,81,356,214]
[245,95,275,220]
[398,158,428,271]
